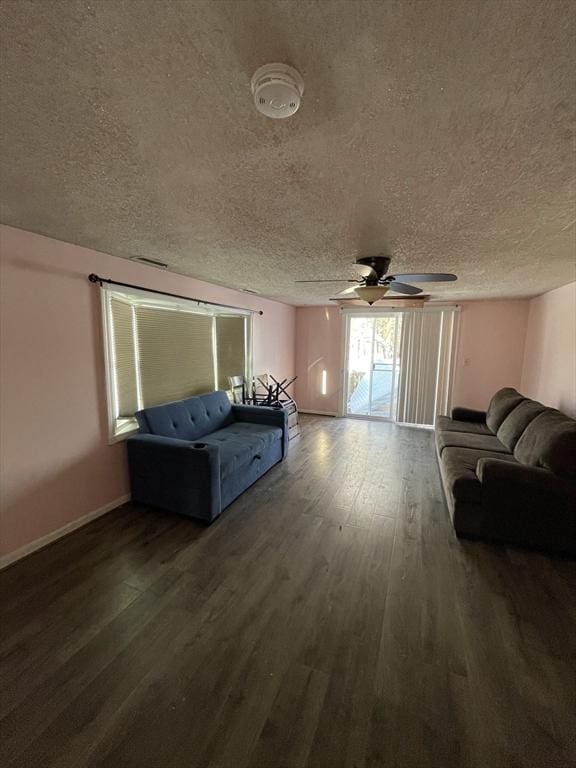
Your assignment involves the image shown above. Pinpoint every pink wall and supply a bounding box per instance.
[451,300,530,410]
[521,282,576,417]
[294,306,342,414]
[294,300,532,414]
[292,290,576,416]
[0,225,295,559]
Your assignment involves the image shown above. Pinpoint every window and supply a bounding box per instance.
[101,287,252,440]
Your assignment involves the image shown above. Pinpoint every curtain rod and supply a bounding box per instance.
[88,274,264,315]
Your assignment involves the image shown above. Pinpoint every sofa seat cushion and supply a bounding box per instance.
[486,388,525,433]
[435,415,493,436]
[436,431,510,455]
[201,423,283,479]
[496,399,547,451]
[514,410,576,480]
[440,447,518,505]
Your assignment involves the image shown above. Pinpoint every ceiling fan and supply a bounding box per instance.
[296,255,457,305]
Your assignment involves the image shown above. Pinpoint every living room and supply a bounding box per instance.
[1,2,575,767]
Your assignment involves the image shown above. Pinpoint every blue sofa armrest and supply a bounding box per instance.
[231,404,289,457]
[127,434,221,522]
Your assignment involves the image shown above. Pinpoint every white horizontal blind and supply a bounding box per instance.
[135,307,215,407]
[215,315,246,391]
[109,297,139,417]
[396,309,457,426]
[104,288,252,435]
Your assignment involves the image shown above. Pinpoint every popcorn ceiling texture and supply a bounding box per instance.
[0,0,575,305]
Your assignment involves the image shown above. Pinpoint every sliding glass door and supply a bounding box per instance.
[345,314,402,420]
[343,308,458,426]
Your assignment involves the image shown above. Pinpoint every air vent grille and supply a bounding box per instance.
[130,256,168,269]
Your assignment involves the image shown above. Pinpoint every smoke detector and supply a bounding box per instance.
[251,63,304,119]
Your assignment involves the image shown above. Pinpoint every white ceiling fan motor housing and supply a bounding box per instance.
[251,63,304,119]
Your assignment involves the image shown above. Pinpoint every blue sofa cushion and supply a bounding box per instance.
[136,391,233,441]
[200,422,282,479]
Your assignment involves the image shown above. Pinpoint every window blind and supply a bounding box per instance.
[135,307,215,407]
[104,289,252,435]
[109,297,139,417]
[215,315,246,390]
[396,309,456,426]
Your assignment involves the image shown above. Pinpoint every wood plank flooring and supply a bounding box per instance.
[1,415,575,768]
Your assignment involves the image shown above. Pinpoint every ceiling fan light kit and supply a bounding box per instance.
[354,285,389,304]
[251,63,304,119]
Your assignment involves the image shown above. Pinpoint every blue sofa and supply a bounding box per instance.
[127,391,288,523]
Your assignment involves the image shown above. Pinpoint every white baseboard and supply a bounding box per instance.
[299,409,338,417]
[0,494,130,571]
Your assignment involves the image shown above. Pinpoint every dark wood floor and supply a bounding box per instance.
[1,415,575,768]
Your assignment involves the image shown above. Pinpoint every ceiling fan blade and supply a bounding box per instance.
[386,281,423,295]
[336,286,358,296]
[389,273,457,283]
[294,279,358,283]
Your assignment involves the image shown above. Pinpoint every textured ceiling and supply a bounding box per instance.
[1,0,575,305]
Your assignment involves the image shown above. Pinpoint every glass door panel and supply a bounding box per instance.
[346,317,374,416]
[345,314,402,420]
[370,315,402,418]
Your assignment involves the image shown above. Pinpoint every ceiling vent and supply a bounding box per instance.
[129,256,168,269]
[251,63,304,119]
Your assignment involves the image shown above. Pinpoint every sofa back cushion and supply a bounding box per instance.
[136,391,233,441]
[496,399,547,451]
[486,388,525,433]
[514,409,576,480]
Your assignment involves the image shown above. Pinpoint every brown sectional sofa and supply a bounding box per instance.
[436,388,576,555]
